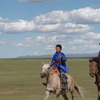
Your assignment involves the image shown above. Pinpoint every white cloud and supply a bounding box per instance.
[0,17,10,22]
[36,36,46,42]
[1,7,100,34]
[82,32,100,39]
[69,7,100,24]
[45,45,54,50]
[12,43,24,47]
[32,52,38,55]
[0,41,5,45]
[90,5,100,8]
[12,36,37,47]
[25,37,32,40]
[36,34,72,44]
[12,34,71,49]
[69,39,94,45]
[68,44,99,54]
[18,0,55,3]
[83,44,98,49]
[70,46,77,50]
[36,35,58,43]
[35,23,92,33]
[34,10,69,24]
[0,32,2,34]
[0,17,91,34]
[0,19,35,33]
[34,7,100,24]
[12,40,34,47]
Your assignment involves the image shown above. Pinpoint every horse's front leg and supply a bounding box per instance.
[62,94,69,100]
[44,91,50,100]
[96,84,100,100]
[70,91,74,100]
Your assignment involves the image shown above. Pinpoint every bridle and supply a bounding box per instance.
[45,67,56,78]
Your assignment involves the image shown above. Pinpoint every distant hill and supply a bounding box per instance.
[17,53,98,58]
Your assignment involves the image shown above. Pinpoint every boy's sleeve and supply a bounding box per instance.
[61,53,67,63]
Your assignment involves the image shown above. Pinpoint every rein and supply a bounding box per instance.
[46,67,56,78]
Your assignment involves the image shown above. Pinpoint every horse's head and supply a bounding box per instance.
[40,62,50,78]
[89,58,98,77]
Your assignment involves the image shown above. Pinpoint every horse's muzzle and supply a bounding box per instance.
[40,72,46,78]
[89,73,95,77]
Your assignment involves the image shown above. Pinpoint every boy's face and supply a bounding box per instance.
[55,47,62,52]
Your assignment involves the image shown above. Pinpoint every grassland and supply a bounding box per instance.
[0,58,98,100]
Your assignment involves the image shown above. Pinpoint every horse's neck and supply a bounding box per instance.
[47,70,61,89]
[49,69,56,76]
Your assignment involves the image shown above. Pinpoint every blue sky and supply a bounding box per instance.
[0,0,100,58]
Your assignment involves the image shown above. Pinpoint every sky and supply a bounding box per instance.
[0,0,100,58]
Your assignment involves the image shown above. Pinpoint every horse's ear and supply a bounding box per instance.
[42,61,45,64]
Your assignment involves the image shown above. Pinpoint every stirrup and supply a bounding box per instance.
[60,72,68,91]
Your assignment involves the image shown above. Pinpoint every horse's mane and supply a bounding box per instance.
[90,57,98,63]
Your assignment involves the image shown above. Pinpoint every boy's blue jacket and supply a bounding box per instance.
[50,52,69,73]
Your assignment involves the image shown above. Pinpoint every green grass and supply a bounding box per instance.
[0,58,98,100]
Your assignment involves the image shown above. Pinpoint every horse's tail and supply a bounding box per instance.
[74,82,84,100]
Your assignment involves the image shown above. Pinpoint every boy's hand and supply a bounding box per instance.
[52,61,56,63]
[60,56,63,58]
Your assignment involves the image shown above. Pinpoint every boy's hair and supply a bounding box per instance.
[56,44,62,49]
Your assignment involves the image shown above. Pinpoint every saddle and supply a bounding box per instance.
[53,67,60,75]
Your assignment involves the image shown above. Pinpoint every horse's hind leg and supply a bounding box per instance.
[44,91,50,100]
[56,92,60,100]
[62,94,69,100]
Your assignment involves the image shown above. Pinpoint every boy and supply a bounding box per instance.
[50,44,69,74]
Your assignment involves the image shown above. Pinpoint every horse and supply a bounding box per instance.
[40,62,84,100]
[89,57,100,100]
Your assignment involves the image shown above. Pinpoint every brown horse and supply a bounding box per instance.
[89,57,100,100]
[40,63,84,100]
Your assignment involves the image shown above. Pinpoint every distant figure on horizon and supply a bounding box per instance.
[98,51,100,58]
[98,43,100,72]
